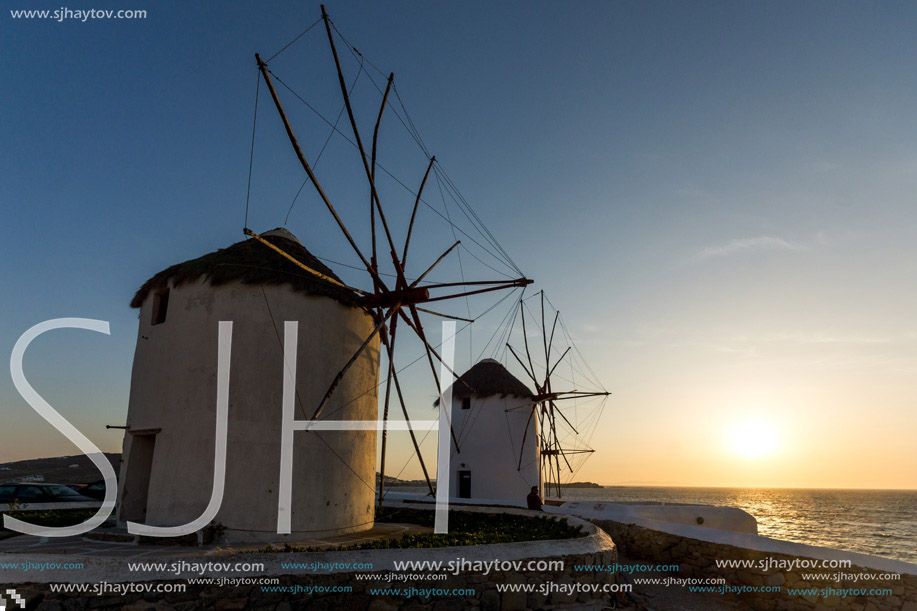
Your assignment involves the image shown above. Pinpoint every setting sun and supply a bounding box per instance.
[729,419,778,459]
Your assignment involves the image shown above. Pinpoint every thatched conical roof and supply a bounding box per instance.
[440,359,534,404]
[130,228,362,309]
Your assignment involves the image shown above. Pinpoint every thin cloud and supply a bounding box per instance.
[695,236,807,261]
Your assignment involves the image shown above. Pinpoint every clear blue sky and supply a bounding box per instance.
[2,1,916,487]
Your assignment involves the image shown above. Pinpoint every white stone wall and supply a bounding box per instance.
[559,500,759,534]
[595,518,917,611]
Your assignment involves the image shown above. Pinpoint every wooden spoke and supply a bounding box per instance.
[254,53,385,291]
[257,11,543,510]
[516,406,537,471]
[506,343,539,387]
[414,307,473,322]
[554,433,568,487]
[548,346,571,378]
[402,156,435,267]
[370,73,394,270]
[421,280,533,304]
[410,240,460,287]
[541,292,549,378]
[378,322,436,498]
[550,414,573,473]
[550,391,612,401]
[388,362,435,495]
[312,305,399,420]
[520,301,538,391]
[546,310,560,375]
[243,228,366,295]
[398,307,464,383]
[363,287,430,309]
[377,314,399,505]
[398,307,462,452]
[419,278,532,291]
[550,400,579,436]
[321,5,401,269]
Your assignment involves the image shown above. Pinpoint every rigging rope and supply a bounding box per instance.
[335,30,433,158]
[262,67,522,279]
[456,292,525,446]
[243,73,261,229]
[432,165,474,369]
[434,163,524,276]
[266,17,323,63]
[258,280,377,496]
[318,286,521,422]
[284,56,365,225]
[244,14,607,489]
[487,290,609,489]
[252,14,527,286]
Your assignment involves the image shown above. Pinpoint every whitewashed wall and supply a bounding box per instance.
[119,280,379,542]
[449,393,540,503]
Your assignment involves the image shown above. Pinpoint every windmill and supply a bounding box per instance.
[504,291,610,498]
[244,5,532,504]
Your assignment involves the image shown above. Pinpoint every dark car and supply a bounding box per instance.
[75,480,106,501]
[0,483,99,504]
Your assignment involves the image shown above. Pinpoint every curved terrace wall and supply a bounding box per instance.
[593,516,917,611]
[1,510,619,611]
[559,499,759,534]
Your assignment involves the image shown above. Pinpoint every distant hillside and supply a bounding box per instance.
[558,481,603,489]
[607,480,691,487]
[376,473,430,488]
[0,453,121,485]
[0,457,603,490]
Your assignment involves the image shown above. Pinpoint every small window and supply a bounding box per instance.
[461,397,471,410]
[151,289,170,325]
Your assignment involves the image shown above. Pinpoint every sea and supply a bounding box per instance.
[393,486,917,564]
[567,486,917,564]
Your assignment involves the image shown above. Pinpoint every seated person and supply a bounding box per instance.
[526,486,542,511]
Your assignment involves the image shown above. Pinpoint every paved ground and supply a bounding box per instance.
[0,522,430,557]
[617,555,752,611]
[1,528,754,610]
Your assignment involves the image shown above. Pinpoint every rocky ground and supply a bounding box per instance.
[612,555,752,611]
